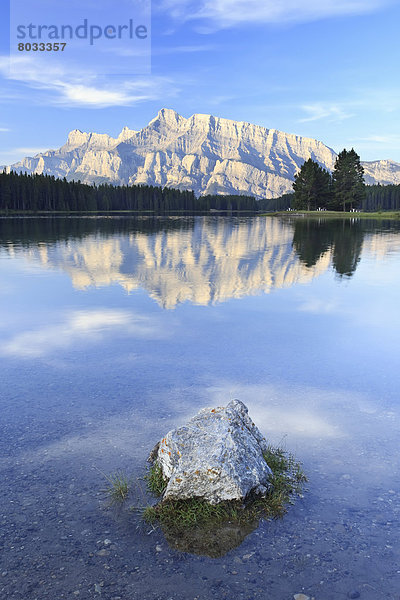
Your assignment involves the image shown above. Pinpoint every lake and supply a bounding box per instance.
[1,215,400,600]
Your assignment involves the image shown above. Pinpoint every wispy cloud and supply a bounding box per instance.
[1,309,165,358]
[0,127,10,132]
[299,103,354,123]
[159,0,393,29]
[152,44,217,55]
[0,147,54,165]
[7,146,51,156]
[346,132,400,159]
[356,134,400,147]
[0,56,178,108]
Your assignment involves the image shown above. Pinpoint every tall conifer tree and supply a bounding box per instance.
[292,159,331,211]
[331,148,365,211]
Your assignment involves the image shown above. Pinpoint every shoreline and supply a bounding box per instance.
[1,209,399,219]
[261,210,400,219]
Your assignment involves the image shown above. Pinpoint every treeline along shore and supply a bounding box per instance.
[0,171,258,213]
[0,170,399,213]
[264,186,400,213]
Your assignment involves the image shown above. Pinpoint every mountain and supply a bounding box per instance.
[5,108,400,198]
[362,159,400,186]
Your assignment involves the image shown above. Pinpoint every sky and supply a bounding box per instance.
[0,0,400,165]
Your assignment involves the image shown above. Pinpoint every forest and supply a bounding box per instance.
[0,169,399,213]
[0,171,258,212]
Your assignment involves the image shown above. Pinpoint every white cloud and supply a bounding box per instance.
[1,309,165,358]
[299,103,354,123]
[159,0,393,29]
[0,127,10,132]
[54,81,156,108]
[0,55,178,108]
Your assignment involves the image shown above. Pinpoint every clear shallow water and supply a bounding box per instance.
[0,215,400,600]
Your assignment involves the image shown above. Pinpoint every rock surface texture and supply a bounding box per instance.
[152,399,272,505]
[5,108,400,198]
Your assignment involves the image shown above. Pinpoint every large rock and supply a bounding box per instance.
[150,399,272,505]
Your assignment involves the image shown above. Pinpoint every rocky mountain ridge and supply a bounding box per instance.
[5,108,400,198]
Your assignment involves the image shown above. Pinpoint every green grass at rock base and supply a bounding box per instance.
[142,444,307,531]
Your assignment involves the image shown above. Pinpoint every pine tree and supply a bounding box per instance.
[331,148,365,212]
[292,159,331,211]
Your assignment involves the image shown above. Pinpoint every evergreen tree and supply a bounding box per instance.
[331,148,365,211]
[292,159,331,211]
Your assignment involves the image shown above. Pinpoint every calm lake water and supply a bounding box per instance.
[1,215,400,600]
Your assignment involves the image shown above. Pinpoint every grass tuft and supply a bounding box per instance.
[144,462,168,497]
[102,470,130,504]
[260,444,308,518]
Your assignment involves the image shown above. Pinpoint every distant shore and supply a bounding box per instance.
[261,210,400,219]
[1,209,399,219]
[0,209,256,217]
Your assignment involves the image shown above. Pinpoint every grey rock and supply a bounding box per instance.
[151,399,272,505]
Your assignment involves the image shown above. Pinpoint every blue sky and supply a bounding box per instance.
[0,0,399,165]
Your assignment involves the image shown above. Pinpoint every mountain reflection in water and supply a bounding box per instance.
[1,216,399,309]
